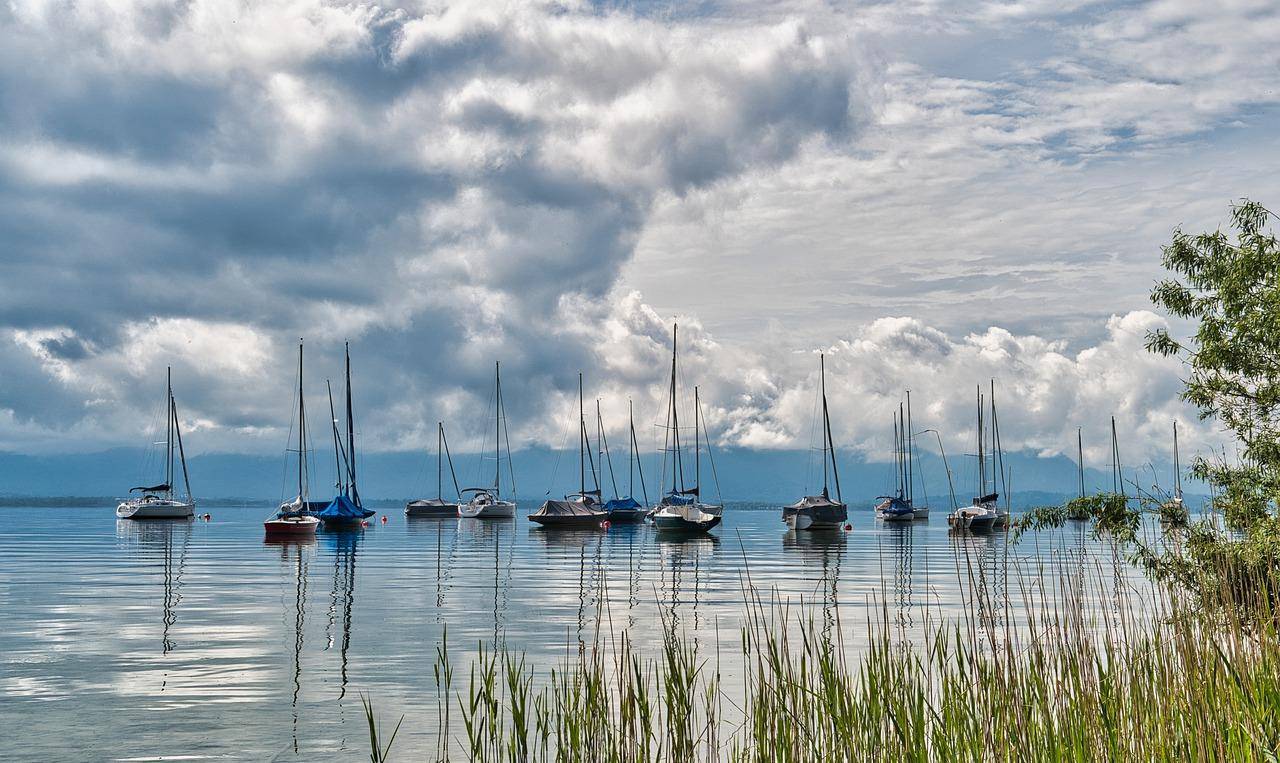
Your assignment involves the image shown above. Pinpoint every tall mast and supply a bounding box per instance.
[327,380,343,493]
[344,342,357,502]
[819,354,842,503]
[166,366,173,497]
[1077,427,1085,499]
[628,399,635,498]
[171,394,191,502]
[494,361,501,495]
[597,399,617,499]
[579,373,585,497]
[1173,420,1182,500]
[820,355,829,498]
[297,341,305,502]
[976,386,985,496]
[437,422,444,501]
[694,385,700,496]
[906,390,914,504]
[671,324,682,493]
[1111,416,1123,496]
[990,379,1005,502]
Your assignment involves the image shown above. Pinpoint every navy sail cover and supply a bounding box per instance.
[317,495,375,520]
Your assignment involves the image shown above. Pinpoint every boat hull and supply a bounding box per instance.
[652,504,722,534]
[116,500,195,519]
[405,501,459,518]
[878,510,914,522]
[912,507,930,520]
[783,506,847,531]
[528,513,606,528]
[264,515,320,537]
[606,507,648,524]
[459,500,516,519]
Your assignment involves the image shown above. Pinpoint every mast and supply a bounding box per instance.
[171,393,191,502]
[628,399,635,498]
[327,380,344,493]
[820,354,842,503]
[1077,427,1085,499]
[579,373,585,498]
[670,324,683,493]
[906,390,914,504]
[166,367,173,498]
[694,385,700,497]
[437,422,444,501]
[494,361,501,496]
[1111,416,1124,497]
[297,340,305,502]
[630,399,649,505]
[598,400,618,499]
[821,355,829,498]
[344,342,357,503]
[990,379,1005,502]
[1173,420,1182,500]
[976,386,985,496]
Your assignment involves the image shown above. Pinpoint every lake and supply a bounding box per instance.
[0,503,1145,760]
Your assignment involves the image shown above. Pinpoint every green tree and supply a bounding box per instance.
[1147,200,1280,529]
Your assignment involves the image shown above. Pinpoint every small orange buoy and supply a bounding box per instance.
[601,520,611,530]
[361,520,369,528]
[381,515,388,524]
[844,523,852,531]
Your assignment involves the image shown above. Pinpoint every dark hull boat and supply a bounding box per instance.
[783,355,847,532]
[784,494,846,531]
[528,496,607,528]
[605,400,650,524]
[406,422,463,518]
[528,373,607,529]
[405,498,459,518]
[604,497,647,523]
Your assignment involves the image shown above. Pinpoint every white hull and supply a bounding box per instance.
[948,505,997,530]
[912,507,929,520]
[878,510,914,522]
[784,513,843,531]
[116,499,195,519]
[459,499,516,519]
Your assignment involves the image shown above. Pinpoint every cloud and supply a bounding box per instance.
[0,0,1268,471]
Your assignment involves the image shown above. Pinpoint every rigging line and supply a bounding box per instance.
[546,393,576,495]
[499,377,517,496]
[441,425,462,500]
[598,401,620,499]
[697,394,724,505]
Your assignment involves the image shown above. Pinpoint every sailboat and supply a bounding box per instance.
[315,342,376,529]
[604,399,649,523]
[1160,420,1188,525]
[459,361,517,519]
[650,324,723,534]
[1067,427,1090,520]
[406,422,464,517]
[876,402,915,522]
[947,385,999,531]
[117,367,196,519]
[528,373,608,528]
[265,340,321,538]
[782,354,847,531]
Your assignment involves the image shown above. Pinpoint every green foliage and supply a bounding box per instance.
[362,693,403,763]
[1014,493,1138,542]
[1147,199,1280,528]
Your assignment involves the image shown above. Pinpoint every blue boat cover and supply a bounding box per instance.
[659,494,694,506]
[604,497,643,511]
[316,494,375,521]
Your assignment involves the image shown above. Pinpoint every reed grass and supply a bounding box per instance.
[366,535,1280,762]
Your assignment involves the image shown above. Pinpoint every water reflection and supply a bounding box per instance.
[117,519,192,656]
[407,517,458,612]
[265,537,313,753]
[323,530,361,699]
[782,529,846,642]
[657,534,718,632]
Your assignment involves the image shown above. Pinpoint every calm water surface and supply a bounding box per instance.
[0,503,1145,760]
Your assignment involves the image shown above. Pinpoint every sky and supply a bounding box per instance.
[0,0,1277,469]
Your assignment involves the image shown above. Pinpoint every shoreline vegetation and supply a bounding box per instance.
[360,200,1280,760]
[362,544,1280,761]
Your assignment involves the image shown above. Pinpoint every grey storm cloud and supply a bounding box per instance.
[0,1,866,452]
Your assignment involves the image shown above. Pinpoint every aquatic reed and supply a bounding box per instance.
[365,535,1280,762]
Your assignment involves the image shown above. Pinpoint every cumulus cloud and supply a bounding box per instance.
[0,0,1268,468]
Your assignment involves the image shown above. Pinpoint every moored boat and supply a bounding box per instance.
[459,361,518,519]
[649,326,724,535]
[314,342,375,530]
[406,422,463,518]
[529,373,607,529]
[782,354,847,531]
[265,340,320,540]
[117,367,195,520]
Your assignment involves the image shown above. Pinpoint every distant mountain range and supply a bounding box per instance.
[0,446,1201,509]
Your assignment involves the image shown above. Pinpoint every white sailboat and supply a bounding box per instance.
[117,367,195,519]
[460,361,517,519]
[948,384,999,531]
[265,340,320,538]
[650,324,723,534]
